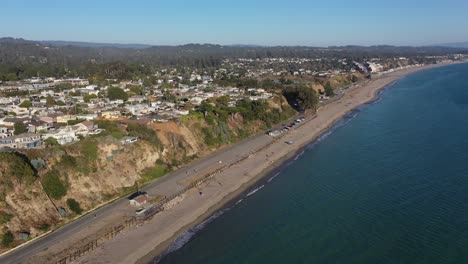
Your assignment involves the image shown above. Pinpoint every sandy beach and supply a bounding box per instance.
[69,62,461,264]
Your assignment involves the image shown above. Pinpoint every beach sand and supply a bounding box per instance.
[77,62,459,264]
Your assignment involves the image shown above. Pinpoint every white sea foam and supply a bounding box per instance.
[294,149,305,161]
[246,185,265,197]
[267,172,280,183]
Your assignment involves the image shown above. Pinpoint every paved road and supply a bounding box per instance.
[0,122,285,264]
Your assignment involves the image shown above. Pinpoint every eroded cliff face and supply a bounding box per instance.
[3,182,59,237]
[0,95,294,249]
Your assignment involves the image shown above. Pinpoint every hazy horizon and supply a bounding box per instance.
[1,0,468,47]
[2,37,468,48]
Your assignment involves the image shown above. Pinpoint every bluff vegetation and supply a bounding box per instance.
[0,94,297,250]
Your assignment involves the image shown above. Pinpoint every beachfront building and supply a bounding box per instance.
[129,193,148,207]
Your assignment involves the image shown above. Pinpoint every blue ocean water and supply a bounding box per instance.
[157,63,468,264]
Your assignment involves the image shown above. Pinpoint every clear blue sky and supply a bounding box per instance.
[1,0,467,46]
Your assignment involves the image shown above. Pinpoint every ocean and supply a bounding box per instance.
[157,63,468,264]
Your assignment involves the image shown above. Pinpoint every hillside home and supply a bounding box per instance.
[0,133,42,149]
[44,128,78,145]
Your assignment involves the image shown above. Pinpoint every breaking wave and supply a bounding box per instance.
[246,185,265,197]
[267,172,280,183]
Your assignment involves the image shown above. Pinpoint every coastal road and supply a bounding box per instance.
[0,121,285,264]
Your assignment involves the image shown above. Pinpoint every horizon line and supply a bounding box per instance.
[2,36,467,49]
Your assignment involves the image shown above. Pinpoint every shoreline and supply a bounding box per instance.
[77,61,465,264]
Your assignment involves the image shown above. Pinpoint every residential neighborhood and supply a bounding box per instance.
[0,53,465,150]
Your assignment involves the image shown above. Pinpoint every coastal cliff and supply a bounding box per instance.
[0,94,294,251]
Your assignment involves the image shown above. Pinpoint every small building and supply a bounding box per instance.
[56,115,77,124]
[101,111,121,119]
[128,192,148,207]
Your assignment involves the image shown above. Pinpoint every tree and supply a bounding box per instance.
[107,86,128,101]
[19,100,31,108]
[44,137,59,147]
[46,95,58,104]
[160,82,173,89]
[14,122,28,135]
[128,85,144,95]
[324,82,334,97]
[143,78,152,87]
[215,96,230,107]
[298,87,319,110]
[66,198,83,214]
[162,92,177,103]
[83,94,97,103]
[351,75,359,83]
[283,85,318,111]
[46,95,56,107]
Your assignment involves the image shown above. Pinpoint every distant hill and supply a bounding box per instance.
[0,36,466,79]
[228,44,266,48]
[39,40,153,49]
[434,42,468,49]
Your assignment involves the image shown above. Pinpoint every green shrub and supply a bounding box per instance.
[44,137,59,147]
[42,170,67,200]
[127,124,161,147]
[95,120,121,133]
[59,155,77,168]
[37,223,50,231]
[140,164,168,182]
[111,131,125,139]
[1,230,14,247]
[19,100,31,108]
[0,153,36,185]
[201,127,218,146]
[0,212,13,224]
[94,120,125,139]
[66,198,83,214]
[81,140,98,160]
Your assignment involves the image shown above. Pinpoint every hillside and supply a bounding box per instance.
[0,95,295,250]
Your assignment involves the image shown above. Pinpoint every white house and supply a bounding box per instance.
[44,128,78,145]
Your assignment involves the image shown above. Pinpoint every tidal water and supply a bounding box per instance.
[157,63,468,264]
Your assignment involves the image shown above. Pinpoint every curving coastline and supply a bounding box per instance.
[77,61,464,264]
